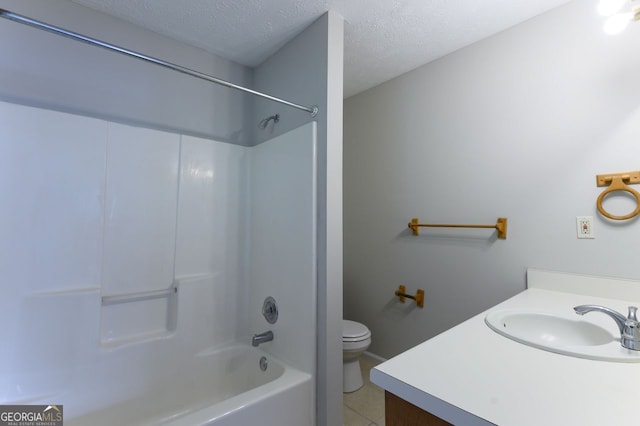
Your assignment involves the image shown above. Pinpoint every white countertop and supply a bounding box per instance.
[371,269,640,425]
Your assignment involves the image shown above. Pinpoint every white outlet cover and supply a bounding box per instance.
[576,216,595,239]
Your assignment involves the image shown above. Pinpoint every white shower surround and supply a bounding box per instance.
[0,100,317,424]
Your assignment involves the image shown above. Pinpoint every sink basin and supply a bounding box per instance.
[485,309,640,362]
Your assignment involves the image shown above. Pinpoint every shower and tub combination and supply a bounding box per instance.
[0,9,318,426]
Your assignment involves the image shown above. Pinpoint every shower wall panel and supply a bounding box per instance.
[0,100,250,405]
[249,122,317,375]
[175,136,250,348]
[0,100,317,415]
[0,101,106,400]
[102,123,180,296]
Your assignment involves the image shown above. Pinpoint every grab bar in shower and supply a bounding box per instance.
[101,285,177,306]
[408,217,508,239]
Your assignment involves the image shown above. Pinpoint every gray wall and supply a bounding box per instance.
[0,0,253,144]
[254,12,345,426]
[344,0,640,359]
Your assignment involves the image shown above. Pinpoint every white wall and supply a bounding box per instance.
[0,0,253,144]
[254,12,344,426]
[344,0,640,359]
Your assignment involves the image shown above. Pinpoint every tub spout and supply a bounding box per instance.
[252,331,273,347]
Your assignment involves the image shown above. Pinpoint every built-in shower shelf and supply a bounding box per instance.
[102,286,177,305]
[29,286,101,297]
[101,329,174,350]
[100,284,178,347]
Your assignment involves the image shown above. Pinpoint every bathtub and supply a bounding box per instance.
[66,344,313,426]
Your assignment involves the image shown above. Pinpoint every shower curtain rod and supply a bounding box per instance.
[0,8,319,117]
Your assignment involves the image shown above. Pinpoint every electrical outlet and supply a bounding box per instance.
[576,216,595,239]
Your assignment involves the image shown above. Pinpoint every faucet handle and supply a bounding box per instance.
[574,304,640,350]
[623,306,640,350]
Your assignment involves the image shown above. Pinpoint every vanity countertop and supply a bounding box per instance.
[370,269,640,425]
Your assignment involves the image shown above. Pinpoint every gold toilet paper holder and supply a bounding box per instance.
[395,285,424,308]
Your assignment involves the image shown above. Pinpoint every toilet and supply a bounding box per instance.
[342,319,372,393]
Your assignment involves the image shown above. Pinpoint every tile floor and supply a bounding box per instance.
[343,354,385,426]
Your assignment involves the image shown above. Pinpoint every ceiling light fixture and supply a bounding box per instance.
[598,0,640,34]
[598,0,627,16]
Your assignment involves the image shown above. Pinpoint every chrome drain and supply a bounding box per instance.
[259,356,268,371]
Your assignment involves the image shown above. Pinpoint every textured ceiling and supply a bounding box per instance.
[70,0,572,98]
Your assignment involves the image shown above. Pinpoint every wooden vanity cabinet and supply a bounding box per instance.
[385,391,453,426]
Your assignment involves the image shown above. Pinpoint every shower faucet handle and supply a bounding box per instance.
[262,297,278,324]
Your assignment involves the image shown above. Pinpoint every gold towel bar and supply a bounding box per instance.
[395,285,424,308]
[408,217,508,239]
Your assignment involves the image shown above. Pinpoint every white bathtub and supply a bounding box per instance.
[66,344,313,426]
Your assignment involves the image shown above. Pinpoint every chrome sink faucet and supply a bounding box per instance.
[252,330,274,347]
[574,305,640,350]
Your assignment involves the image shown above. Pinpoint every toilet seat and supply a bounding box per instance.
[343,320,371,343]
[342,319,372,392]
